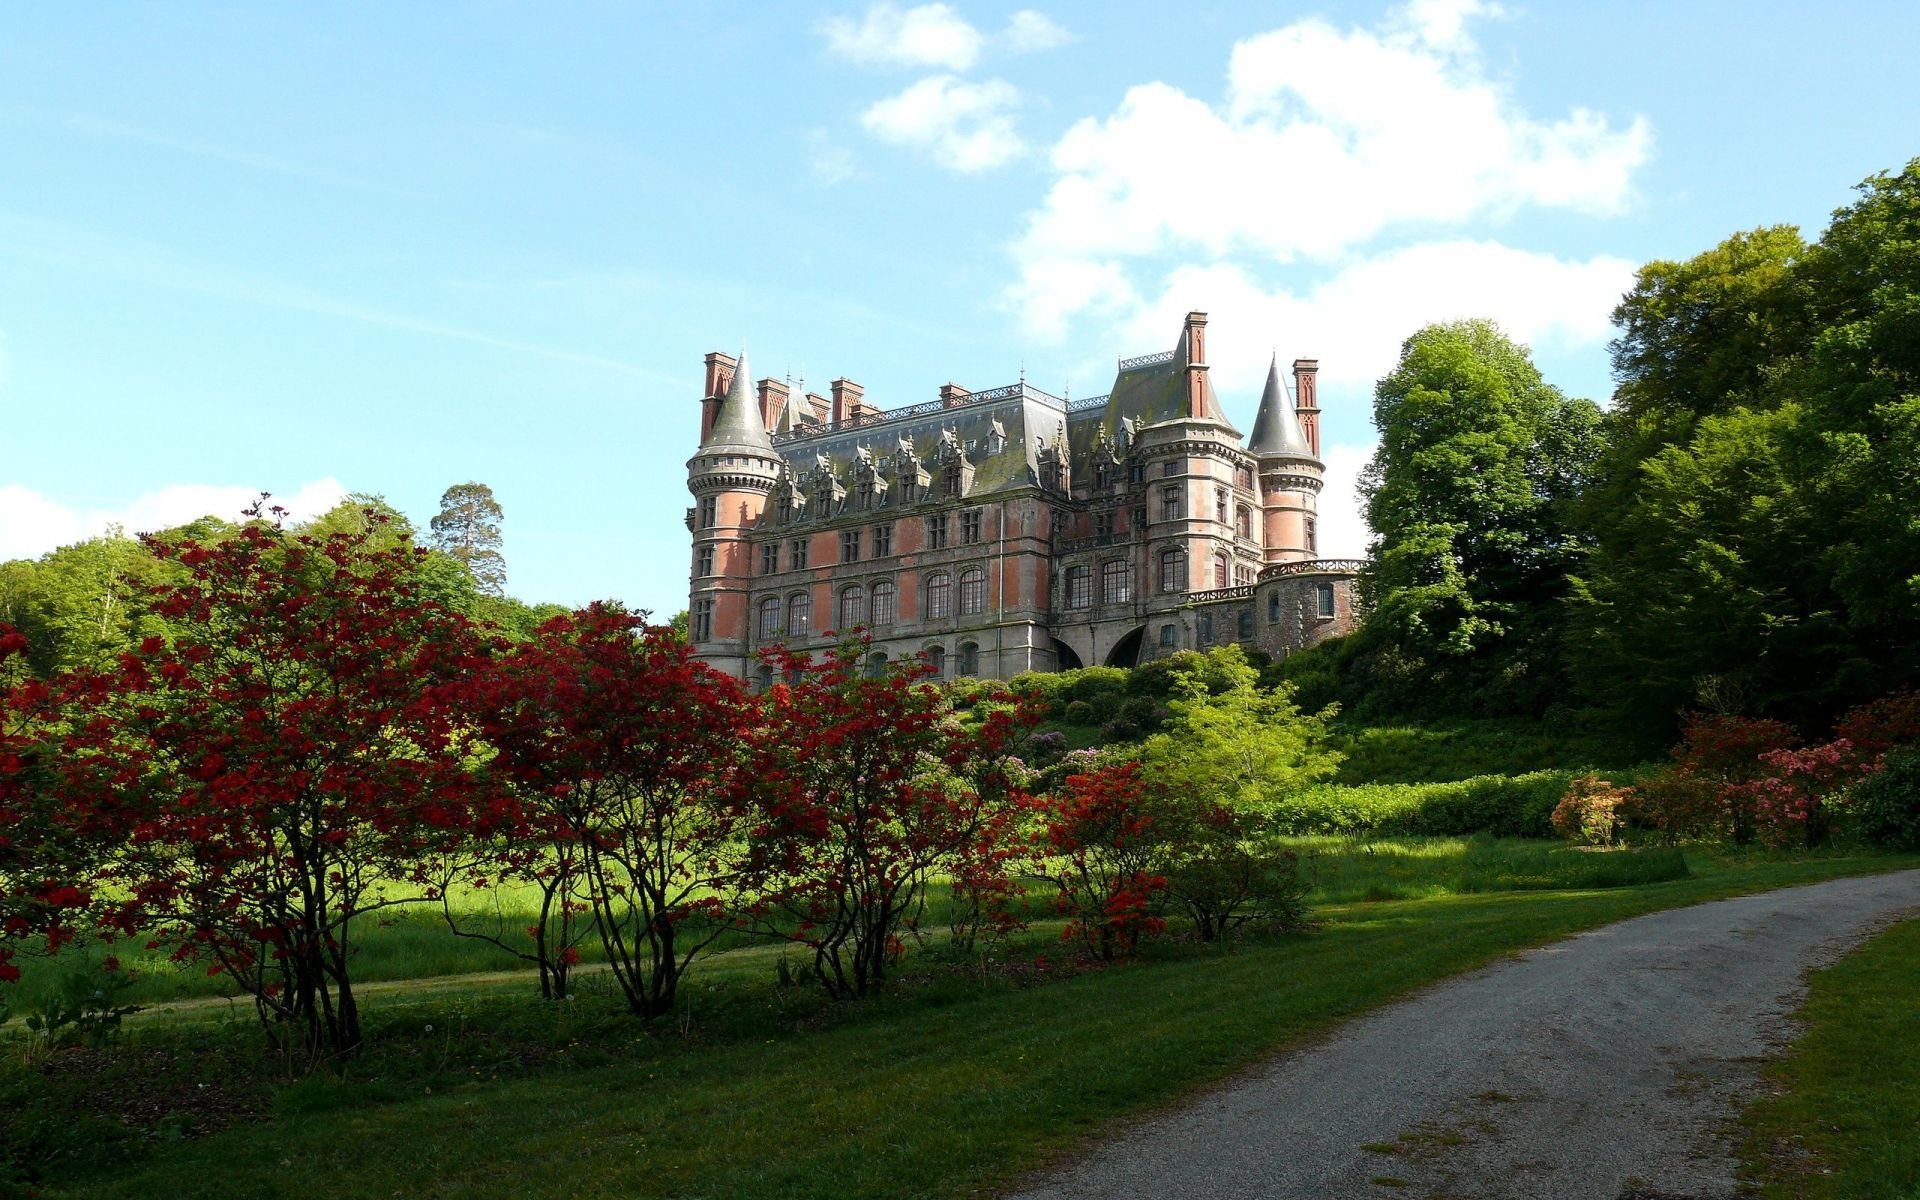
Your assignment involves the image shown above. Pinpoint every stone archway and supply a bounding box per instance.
[1050,638,1084,671]
[1104,626,1145,669]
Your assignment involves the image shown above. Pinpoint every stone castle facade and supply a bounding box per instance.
[686,311,1360,684]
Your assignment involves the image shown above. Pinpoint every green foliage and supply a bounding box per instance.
[1270,772,1572,839]
[429,481,508,597]
[1846,749,1920,851]
[1351,319,1605,718]
[21,968,142,1050]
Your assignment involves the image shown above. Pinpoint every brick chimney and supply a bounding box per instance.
[757,378,790,431]
[1292,358,1321,457]
[939,383,971,408]
[701,351,737,441]
[1182,311,1214,420]
[830,378,863,428]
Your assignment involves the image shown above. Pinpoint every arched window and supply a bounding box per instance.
[1064,565,1091,609]
[870,580,896,628]
[759,596,781,639]
[927,644,947,676]
[787,591,811,637]
[1238,610,1254,640]
[755,664,774,691]
[958,642,980,676]
[1102,559,1131,605]
[865,651,888,678]
[926,573,952,619]
[1268,591,1281,623]
[959,568,986,615]
[1158,547,1186,593]
[1316,582,1336,618]
[1159,624,1177,647]
[838,585,866,630]
[1213,552,1230,589]
[1197,613,1213,646]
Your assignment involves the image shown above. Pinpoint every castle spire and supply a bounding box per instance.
[701,347,774,452]
[1246,351,1316,460]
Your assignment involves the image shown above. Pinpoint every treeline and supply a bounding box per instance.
[1289,158,1920,748]
[0,488,566,682]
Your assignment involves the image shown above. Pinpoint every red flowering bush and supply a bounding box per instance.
[1550,776,1632,846]
[1669,715,1800,844]
[731,641,1038,998]
[458,604,749,1014]
[1031,762,1168,960]
[47,520,493,1060]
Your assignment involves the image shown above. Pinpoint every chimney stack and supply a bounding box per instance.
[701,351,738,441]
[1181,312,1214,420]
[1183,311,1208,365]
[757,378,790,432]
[1292,358,1321,457]
[939,382,971,408]
[830,378,863,428]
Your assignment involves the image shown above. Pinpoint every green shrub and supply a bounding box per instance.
[1062,700,1095,725]
[1271,771,1570,839]
[1848,749,1920,850]
[1066,667,1129,705]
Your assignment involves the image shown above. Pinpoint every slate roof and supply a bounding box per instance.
[1245,353,1317,461]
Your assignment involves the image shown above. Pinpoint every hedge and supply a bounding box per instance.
[1271,771,1571,839]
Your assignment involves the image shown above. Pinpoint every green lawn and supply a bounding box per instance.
[9,846,1912,1200]
[1741,914,1920,1199]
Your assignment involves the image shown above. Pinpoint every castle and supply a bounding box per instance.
[686,311,1360,684]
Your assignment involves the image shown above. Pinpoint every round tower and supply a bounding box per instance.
[1246,352,1324,564]
[687,349,782,677]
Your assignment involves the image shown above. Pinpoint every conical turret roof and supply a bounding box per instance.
[1246,352,1317,460]
[701,349,775,454]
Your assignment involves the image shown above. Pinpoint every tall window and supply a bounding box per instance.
[1238,610,1254,640]
[1094,509,1114,539]
[1064,565,1091,609]
[840,529,860,563]
[1268,592,1282,623]
[1216,489,1229,523]
[1197,613,1213,646]
[1306,516,1317,555]
[695,545,714,577]
[1236,464,1253,490]
[1102,559,1130,605]
[960,510,982,544]
[1235,506,1251,539]
[927,645,947,676]
[958,642,980,676]
[926,573,952,618]
[1159,624,1177,647]
[959,568,986,615]
[1214,552,1230,589]
[1316,582,1336,618]
[1159,547,1186,593]
[1162,460,1181,477]
[1160,486,1181,522]
[838,585,866,630]
[790,538,809,569]
[787,592,812,636]
[872,522,892,557]
[759,596,781,639]
[943,462,962,498]
[699,496,716,529]
[692,598,713,641]
[926,514,949,550]
[1128,461,1146,485]
[865,652,888,678]
[870,580,896,628]
[760,542,779,575]
[1095,462,1112,490]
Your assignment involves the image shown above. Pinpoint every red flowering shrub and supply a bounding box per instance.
[1550,776,1632,846]
[1031,762,1168,960]
[459,604,749,1014]
[1670,715,1800,844]
[47,520,493,1060]
[732,641,1038,998]
[1622,768,1720,845]
[1834,690,1920,764]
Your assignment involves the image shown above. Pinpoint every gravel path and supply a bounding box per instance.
[1009,869,1920,1200]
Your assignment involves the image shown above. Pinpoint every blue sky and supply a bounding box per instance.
[3,1,1916,616]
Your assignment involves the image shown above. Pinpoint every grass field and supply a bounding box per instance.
[7,845,1912,1199]
[1740,915,1920,1199]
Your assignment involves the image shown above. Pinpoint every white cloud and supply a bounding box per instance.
[1105,242,1636,393]
[0,479,348,562]
[1003,10,1072,54]
[821,3,983,70]
[861,75,1027,172]
[1010,0,1650,330]
[1317,441,1375,560]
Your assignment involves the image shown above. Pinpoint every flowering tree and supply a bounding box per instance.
[1031,761,1168,960]
[48,520,492,1060]
[463,604,749,1015]
[733,641,1036,998]
[1668,714,1800,844]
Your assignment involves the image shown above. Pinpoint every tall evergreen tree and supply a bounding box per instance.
[429,482,507,597]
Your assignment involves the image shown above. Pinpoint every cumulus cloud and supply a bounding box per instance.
[821,3,984,70]
[1010,0,1650,330]
[1003,10,1073,54]
[1317,441,1375,560]
[0,479,348,562]
[861,75,1027,172]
